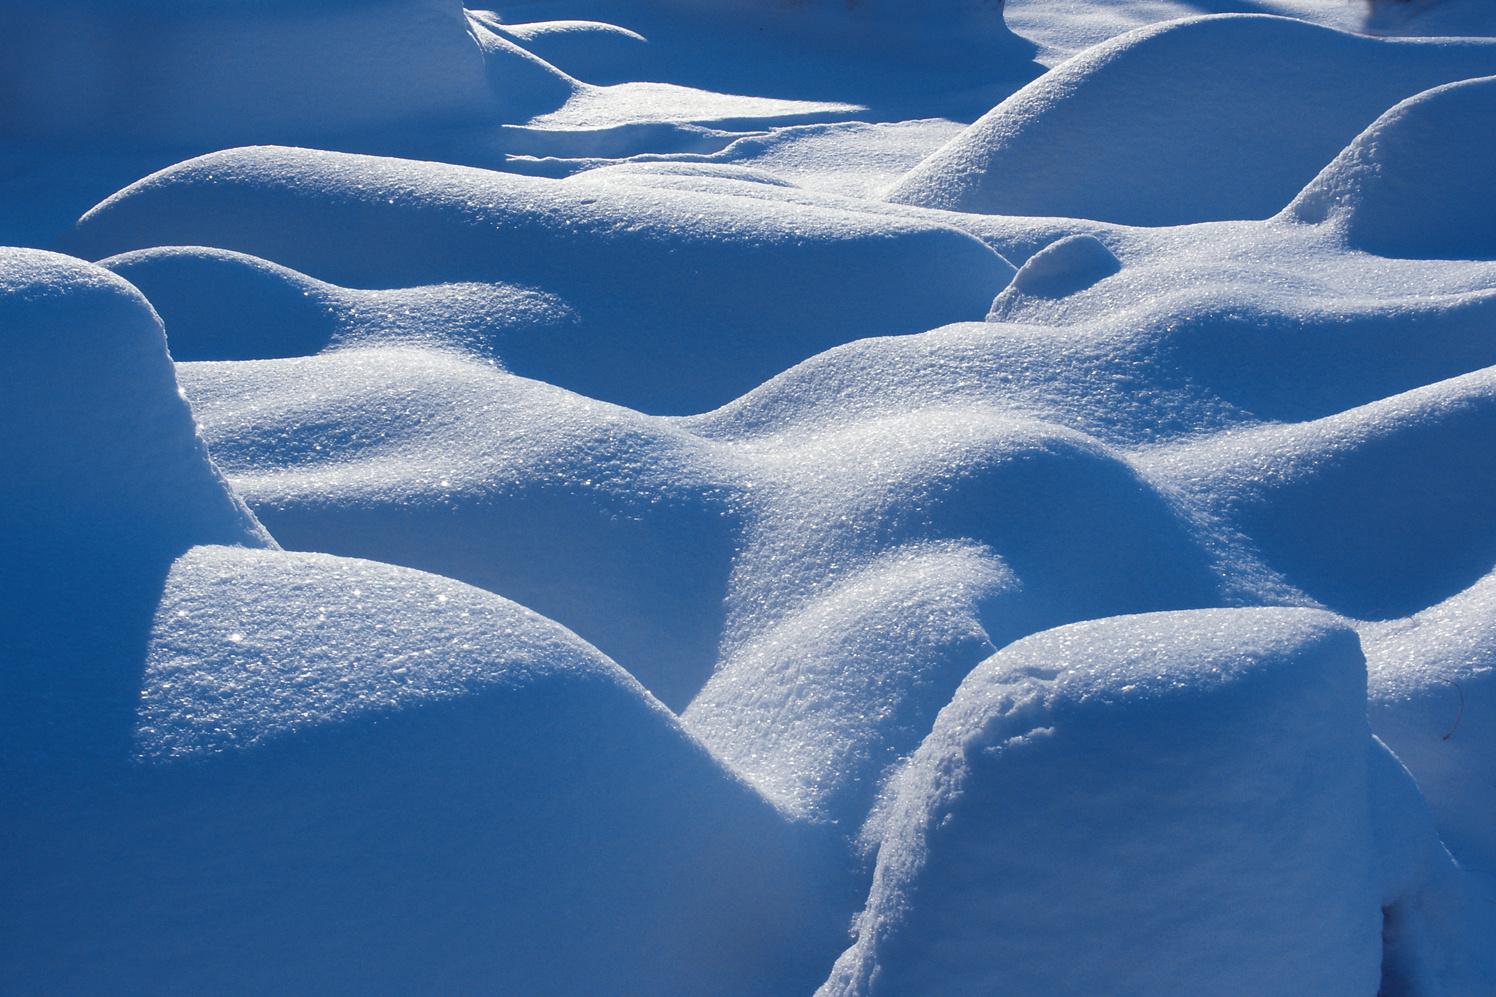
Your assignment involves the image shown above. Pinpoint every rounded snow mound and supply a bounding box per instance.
[823,608,1385,996]
[990,232,1120,304]
[0,248,270,556]
[101,247,339,361]
[7,544,851,997]
[1284,75,1496,261]
[884,14,1496,225]
[0,248,271,780]
[60,146,1013,414]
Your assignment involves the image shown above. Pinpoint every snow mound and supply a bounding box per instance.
[988,232,1120,304]
[0,1,556,146]
[4,545,850,997]
[0,249,273,779]
[684,541,1016,823]
[0,248,268,555]
[972,218,1496,430]
[885,14,1496,225]
[177,346,739,711]
[98,245,579,361]
[1363,565,1496,877]
[1285,75,1496,260]
[822,609,1387,997]
[60,146,1014,414]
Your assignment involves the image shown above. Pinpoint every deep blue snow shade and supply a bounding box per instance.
[3,1,1496,994]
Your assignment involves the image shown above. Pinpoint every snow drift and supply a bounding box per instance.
[4,3,1496,995]
[1286,73,1496,261]
[0,248,272,779]
[0,250,852,997]
[821,609,1474,997]
[59,145,1014,413]
[886,14,1496,225]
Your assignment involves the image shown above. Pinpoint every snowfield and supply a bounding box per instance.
[3,1,1495,994]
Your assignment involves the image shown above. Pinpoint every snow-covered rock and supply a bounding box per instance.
[818,608,1474,996]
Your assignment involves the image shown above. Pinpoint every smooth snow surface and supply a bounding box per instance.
[5,2,1496,995]
[886,14,1496,225]
[60,145,1013,413]
[824,609,1386,997]
[1286,73,1496,260]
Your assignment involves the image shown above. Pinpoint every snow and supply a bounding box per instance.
[822,609,1387,997]
[59,145,1012,413]
[8,547,851,996]
[823,608,1488,996]
[886,14,1496,225]
[5,0,1496,994]
[1286,73,1496,260]
[1,2,517,145]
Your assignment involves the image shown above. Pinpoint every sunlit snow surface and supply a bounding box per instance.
[4,1,1496,995]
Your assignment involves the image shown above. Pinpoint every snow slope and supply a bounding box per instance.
[59,145,1013,413]
[885,14,1496,225]
[0,248,851,997]
[5,2,1496,995]
[821,609,1477,997]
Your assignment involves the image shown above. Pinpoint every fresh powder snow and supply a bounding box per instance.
[3,1,1495,995]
